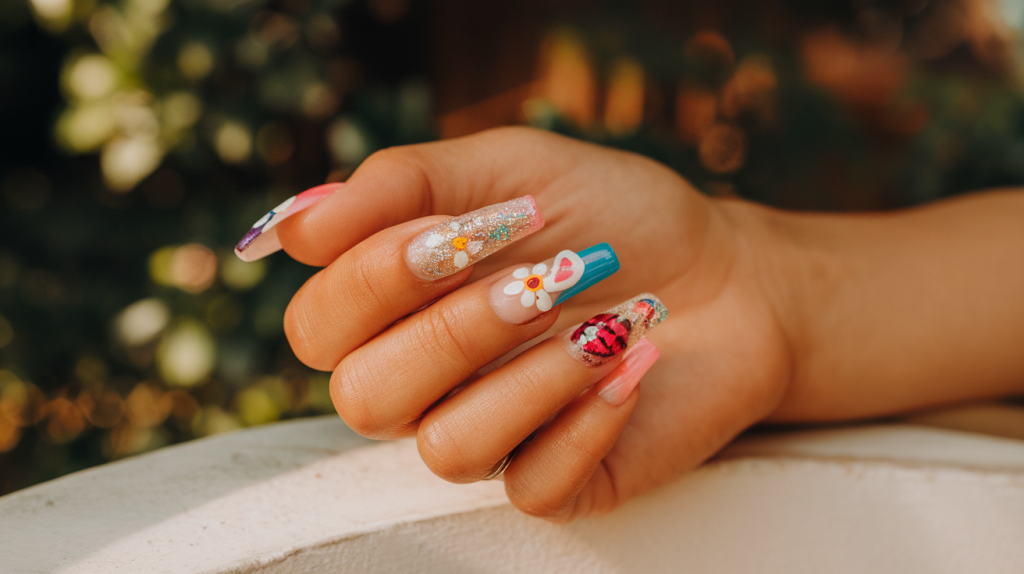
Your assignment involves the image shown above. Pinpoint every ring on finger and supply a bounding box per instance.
[483,447,517,480]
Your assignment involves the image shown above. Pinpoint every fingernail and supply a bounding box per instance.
[234,182,343,262]
[565,293,668,367]
[489,243,619,324]
[595,339,659,405]
[405,196,544,280]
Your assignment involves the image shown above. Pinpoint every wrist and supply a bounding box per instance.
[711,199,828,408]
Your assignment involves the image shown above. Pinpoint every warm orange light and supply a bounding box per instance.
[604,58,645,136]
[721,56,778,128]
[42,396,87,443]
[684,31,736,72]
[124,382,172,428]
[169,244,218,294]
[537,30,597,128]
[802,27,908,109]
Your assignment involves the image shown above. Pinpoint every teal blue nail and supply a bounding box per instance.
[554,243,619,305]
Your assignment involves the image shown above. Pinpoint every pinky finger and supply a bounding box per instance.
[501,340,660,522]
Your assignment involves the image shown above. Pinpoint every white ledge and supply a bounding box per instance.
[2,410,1024,573]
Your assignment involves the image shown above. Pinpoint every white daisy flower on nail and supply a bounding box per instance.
[450,237,483,268]
[501,250,585,312]
[503,263,554,311]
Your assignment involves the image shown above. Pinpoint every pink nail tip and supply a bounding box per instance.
[234,182,343,261]
[596,339,660,406]
[406,196,545,280]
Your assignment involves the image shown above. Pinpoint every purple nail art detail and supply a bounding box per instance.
[234,182,342,262]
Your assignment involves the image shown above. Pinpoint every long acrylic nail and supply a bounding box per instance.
[405,196,544,280]
[489,243,619,324]
[594,339,659,405]
[234,182,343,262]
[565,293,668,367]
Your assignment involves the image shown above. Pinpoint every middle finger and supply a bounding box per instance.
[330,242,621,439]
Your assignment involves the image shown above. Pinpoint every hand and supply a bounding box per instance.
[265,127,794,521]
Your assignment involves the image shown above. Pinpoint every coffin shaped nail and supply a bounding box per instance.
[234,182,343,262]
[565,293,668,367]
[405,196,544,280]
[595,339,660,405]
[489,243,619,324]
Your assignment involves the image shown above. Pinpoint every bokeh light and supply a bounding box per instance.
[56,102,117,153]
[214,121,253,164]
[699,123,747,174]
[604,58,645,136]
[156,321,216,387]
[191,405,242,436]
[537,30,596,128]
[220,252,266,291]
[114,298,171,347]
[101,135,163,192]
[64,54,120,101]
[150,244,219,293]
[29,0,72,31]
[178,42,215,81]
[327,117,372,166]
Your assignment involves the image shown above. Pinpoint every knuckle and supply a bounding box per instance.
[556,417,606,463]
[496,360,547,407]
[415,305,477,369]
[346,252,396,315]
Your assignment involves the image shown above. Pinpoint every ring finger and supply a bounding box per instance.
[416,294,668,483]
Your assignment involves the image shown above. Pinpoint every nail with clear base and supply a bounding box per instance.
[489,243,619,325]
[405,196,544,281]
[565,293,668,367]
[234,182,343,262]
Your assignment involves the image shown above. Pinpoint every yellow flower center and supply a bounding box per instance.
[452,237,468,250]
[524,275,543,291]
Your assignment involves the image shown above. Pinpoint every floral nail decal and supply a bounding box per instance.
[423,221,485,269]
[567,294,667,366]
[489,243,619,325]
[234,182,342,262]
[502,249,585,312]
[406,196,544,280]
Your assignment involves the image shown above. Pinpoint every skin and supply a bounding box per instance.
[277,127,1024,522]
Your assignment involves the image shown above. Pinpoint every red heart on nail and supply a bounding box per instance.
[554,257,574,282]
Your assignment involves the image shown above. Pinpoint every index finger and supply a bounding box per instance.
[275,127,585,267]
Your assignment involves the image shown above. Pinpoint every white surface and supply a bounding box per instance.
[1,415,1024,573]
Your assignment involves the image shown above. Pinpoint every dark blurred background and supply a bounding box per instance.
[2,0,1023,495]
